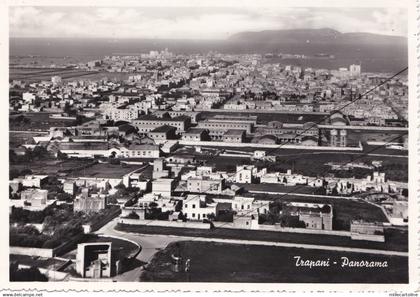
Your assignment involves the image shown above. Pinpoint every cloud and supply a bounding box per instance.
[9,6,408,39]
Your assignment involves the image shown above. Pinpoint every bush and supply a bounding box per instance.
[126,211,140,220]
[10,264,48,282]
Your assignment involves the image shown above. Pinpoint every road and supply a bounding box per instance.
[96,217,408,281]
[95,218,189,281]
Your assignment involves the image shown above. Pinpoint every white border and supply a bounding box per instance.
[0,0,418,293]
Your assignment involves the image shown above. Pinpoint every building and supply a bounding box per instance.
[182,128,209,142]
[63,181,76,195]
[187,177,224,194]
[18,175,48,188]
[350,220,385,242]
[283,202,333,230]
[349,64,361,77]
[390,200,408,225]
[222,129,245,143]
[182,195,221,221]
[197,120,253,134]
[20,189,48,208]
[152,178,174,197]
[148,125,177,142]
[152,158,170,179]
[74,189,107,212]
[132,115,191,133]
[102,106,139,122]
[51,76,62,86]
[121,144,160,158]
[330,129,347,147]
[76,242,114,278]
[235,165,258,183]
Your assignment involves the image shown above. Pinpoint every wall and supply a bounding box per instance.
[212,221,351,237]
[118,218,211,229]
[350,233,385,242]
[179,140,363,151]
[10,246,53,258]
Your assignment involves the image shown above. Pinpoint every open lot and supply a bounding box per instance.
[10,158,95,176]
[66,162,147,178]
[141,241,408,283]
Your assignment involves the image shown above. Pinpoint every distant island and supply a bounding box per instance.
[228,28,407,45]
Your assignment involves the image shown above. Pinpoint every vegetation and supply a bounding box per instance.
[10,264,48,282]
[9,204,120,248]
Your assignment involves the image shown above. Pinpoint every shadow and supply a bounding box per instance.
[120,258,147,274]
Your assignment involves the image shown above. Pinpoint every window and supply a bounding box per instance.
[241,205,244,210]
[192,204,196,209]
[185,204,188,208]
[203,214,206,218]
[247,205,250,209]
[192,213,195,218]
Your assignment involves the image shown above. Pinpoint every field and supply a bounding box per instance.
[10,159,95,176]
[116,224,407,252]
[66,162,147,178]
[198,149,408,182]
[141,241,408,283]
[9,131,47,148]
[10,112,77,131]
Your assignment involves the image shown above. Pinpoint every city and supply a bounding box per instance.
[8,6,409,284]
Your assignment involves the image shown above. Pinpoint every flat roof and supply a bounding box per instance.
[224,129,246,136]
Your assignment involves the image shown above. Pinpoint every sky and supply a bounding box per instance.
[9,6,408,39]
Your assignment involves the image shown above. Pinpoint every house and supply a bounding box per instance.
[283,202,333,230]
[20,189,48,208]
[235,165,258,183]
[63,181,76,195]
[182,195,219,221]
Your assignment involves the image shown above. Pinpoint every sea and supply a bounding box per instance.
[9,38,408,74]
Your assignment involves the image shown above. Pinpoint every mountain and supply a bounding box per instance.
[228,28,406,45]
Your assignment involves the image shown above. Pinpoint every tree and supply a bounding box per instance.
[57,151,68,160]
[207,213,216,221]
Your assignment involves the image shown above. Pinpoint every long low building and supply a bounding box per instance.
[132,114,191,133]
[54,141,160,158]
